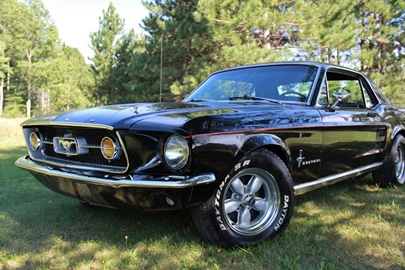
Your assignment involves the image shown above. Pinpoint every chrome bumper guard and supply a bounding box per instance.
[15,156,216,189]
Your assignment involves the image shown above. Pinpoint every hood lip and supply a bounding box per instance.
[21,119,115,130]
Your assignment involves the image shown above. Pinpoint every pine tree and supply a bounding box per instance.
[124,0,214,101]
[195,0,301,69]
[89,2,125,105]
[112,29,140,104]
[355,0,405,102]
[299,0,358,64]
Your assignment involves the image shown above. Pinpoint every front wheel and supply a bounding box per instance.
[373,134,405,186]
[191,149,294,247]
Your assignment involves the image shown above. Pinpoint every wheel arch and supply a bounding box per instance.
[188,134,291,207]
[235,134,291,170]
[391,125,405,140]
[388,125,405,153]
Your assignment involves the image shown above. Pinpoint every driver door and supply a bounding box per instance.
[318,69,387,177]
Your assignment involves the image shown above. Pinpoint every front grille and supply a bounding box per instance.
[31,125,127,171]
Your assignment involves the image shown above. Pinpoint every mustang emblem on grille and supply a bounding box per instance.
[53,136,88,156]
[60,139,75,151]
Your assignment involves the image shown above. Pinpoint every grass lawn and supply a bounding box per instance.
[0,118,404,269]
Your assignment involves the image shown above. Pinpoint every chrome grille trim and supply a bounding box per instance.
[23,125,129,174]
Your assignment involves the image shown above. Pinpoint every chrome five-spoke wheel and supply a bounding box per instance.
[222,168,280,235]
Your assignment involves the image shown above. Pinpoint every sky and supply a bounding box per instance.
[41,0,149,61]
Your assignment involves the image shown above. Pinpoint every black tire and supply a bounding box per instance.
[373,134,405,187]
[191,148,294,247]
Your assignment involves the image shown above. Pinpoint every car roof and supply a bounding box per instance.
[213,61,361,76]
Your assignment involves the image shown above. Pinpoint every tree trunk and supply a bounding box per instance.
[6,68,10,94]
[26,99,31,118]
[26,50,32,118]
[0,78,3,117]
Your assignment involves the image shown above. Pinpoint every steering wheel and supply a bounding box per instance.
[279,91,306,100]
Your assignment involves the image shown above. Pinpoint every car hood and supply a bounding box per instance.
[53,102,213,128]
[22,101,321,134]
[22,102,232,128]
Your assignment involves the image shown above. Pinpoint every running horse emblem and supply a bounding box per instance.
[58,139,76,152]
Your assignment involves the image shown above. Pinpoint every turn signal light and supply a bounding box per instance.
[100,137,120,160]
[29,132,41,151]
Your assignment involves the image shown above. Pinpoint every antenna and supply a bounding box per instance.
[160,36,163,103]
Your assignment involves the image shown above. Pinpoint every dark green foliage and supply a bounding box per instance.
[89,2,125,105]
[0,0,93,117]
[125,0,215,102]
[1,0,405,113]
[354,0,405,103]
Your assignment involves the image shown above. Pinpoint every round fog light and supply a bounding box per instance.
[29,132,41,151]
[100,137,120,160]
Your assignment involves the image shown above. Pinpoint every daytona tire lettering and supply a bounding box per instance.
[191,148,295,247]
[214,160,252,230]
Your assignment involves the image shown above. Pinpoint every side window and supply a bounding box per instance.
[328,79,364,107]
[320,70,376,109]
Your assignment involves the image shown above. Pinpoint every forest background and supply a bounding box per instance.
[0,0,404,118]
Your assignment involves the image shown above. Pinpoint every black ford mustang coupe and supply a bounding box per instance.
[15,62,405,247]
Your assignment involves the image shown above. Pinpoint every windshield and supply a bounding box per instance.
[184,65,319,103]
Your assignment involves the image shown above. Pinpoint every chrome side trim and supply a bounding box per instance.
[352,149,384,159]
[15,156,216,188]
[294,162,382,195]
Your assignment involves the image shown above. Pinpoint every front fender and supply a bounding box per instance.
[391,125,405,140]
[188,133,291,207]
[235,134,291,168]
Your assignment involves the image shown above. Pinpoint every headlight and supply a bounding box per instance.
[29,132,41,151]
[100,137,120,160]
[164,135,190,170]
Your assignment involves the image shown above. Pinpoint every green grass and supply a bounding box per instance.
[1,118,404,269]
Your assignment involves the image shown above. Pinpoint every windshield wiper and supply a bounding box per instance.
[189,99,213,102]
[229,95,282,104]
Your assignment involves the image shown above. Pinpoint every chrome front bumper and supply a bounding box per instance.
[15,155,216,189]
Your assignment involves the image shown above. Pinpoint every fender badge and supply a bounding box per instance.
[297,150,321,168]
[297,150,305,168]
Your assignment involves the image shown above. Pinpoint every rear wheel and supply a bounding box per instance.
[191,148,294,247]
[373,134,405,186]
